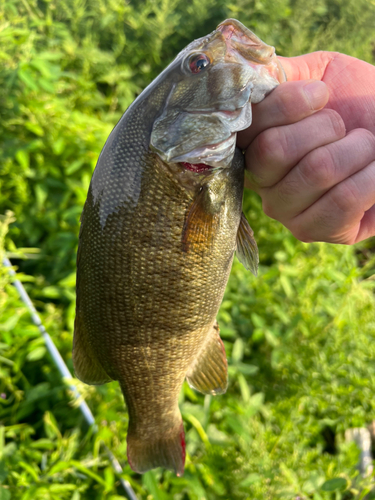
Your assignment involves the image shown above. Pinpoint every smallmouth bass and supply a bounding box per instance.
[73,19,285,476]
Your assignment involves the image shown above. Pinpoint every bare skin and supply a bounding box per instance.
[238,52,375,244]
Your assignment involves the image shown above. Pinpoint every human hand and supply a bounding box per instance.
[238,52,375,244]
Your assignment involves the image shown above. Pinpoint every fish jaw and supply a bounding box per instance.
[167,132,237,169]
[217,18,286,96]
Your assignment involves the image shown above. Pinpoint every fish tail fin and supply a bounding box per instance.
[126,419,186,476]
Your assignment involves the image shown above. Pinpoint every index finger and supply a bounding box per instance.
[237,79,329,149]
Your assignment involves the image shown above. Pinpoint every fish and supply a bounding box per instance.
[73,18,285,476]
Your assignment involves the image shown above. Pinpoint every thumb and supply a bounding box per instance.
[278,52,334,81]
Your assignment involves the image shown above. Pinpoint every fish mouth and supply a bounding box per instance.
[175,132,237,170]
[171,99,251,170]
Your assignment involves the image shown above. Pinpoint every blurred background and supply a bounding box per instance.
[1,0,375,498]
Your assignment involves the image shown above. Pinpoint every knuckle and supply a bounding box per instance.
[262,197,277,219]
[276,177,300,204]
[255,128,288,168]
[356,129,375,156]
[330,179,360,214]
[289,223,312,243]
[299,147,336,188]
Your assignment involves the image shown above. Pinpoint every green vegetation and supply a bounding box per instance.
[1,0,375,498]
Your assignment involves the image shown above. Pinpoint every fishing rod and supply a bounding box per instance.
[3,256,138,500]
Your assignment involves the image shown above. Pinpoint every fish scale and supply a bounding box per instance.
[73,18,285,475]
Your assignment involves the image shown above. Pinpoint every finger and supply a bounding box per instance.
[290,160,375,244]
[355,204,375,243]
[279,54,375,136]
[237,79,329,149]
[245,109,345,189]
[264,129,375,221]
[277,53,334,81]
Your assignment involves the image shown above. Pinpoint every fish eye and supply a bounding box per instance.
[188,53,210,74]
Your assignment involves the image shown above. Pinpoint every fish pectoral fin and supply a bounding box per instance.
[186,322,228,395]
[236,212,259,276]
[182,188,220,253]
[72,314,112,385]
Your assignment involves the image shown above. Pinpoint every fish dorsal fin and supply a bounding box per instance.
[236,212,259,276]
[182,188,220,253]
[186,322,228,395]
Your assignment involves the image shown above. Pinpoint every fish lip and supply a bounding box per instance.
[216,18,286,85]
[217,18,275,64]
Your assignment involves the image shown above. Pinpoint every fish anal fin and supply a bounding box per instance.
[182,190,220,253]
[186,322,228,395]
[127,420,186,476]
[73,314,112,385]
[236,212,259,276]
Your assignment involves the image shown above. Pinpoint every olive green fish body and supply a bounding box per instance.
[75,147,244,473]
[74,19,285,475]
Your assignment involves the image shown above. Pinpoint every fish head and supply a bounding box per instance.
[150,18,286,169]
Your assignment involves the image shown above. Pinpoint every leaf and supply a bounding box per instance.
[280,275,293,298]
[321,478,347,492]
[143,471,168,500]
[25,122,44,137]
[65,159,85,175]
[15,150,29,170]
[35,184,48,210]
[231,338,244,363]
[0,315,21,332]
[18,69,38,91]
[52,137,65,155]
[239,473,261,487]
[237,373,251,402]
[234,362,258,376]
[26,347,46,362]
[70,461,107,487]
[251,312,265,328]
[29,439,55,450]
[183,414,210,447]
[49,484,76,492]
[19,461,40,482]
[0,462,8,483]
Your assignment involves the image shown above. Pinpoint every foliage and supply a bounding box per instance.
[1,0,375,498]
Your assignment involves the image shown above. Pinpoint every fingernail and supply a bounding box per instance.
[303,81,328,110]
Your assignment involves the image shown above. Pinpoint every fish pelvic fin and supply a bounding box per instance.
[236,212,259,276]
[72,314,112,385]
[186,321,228,395]
[126,420,186,476]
